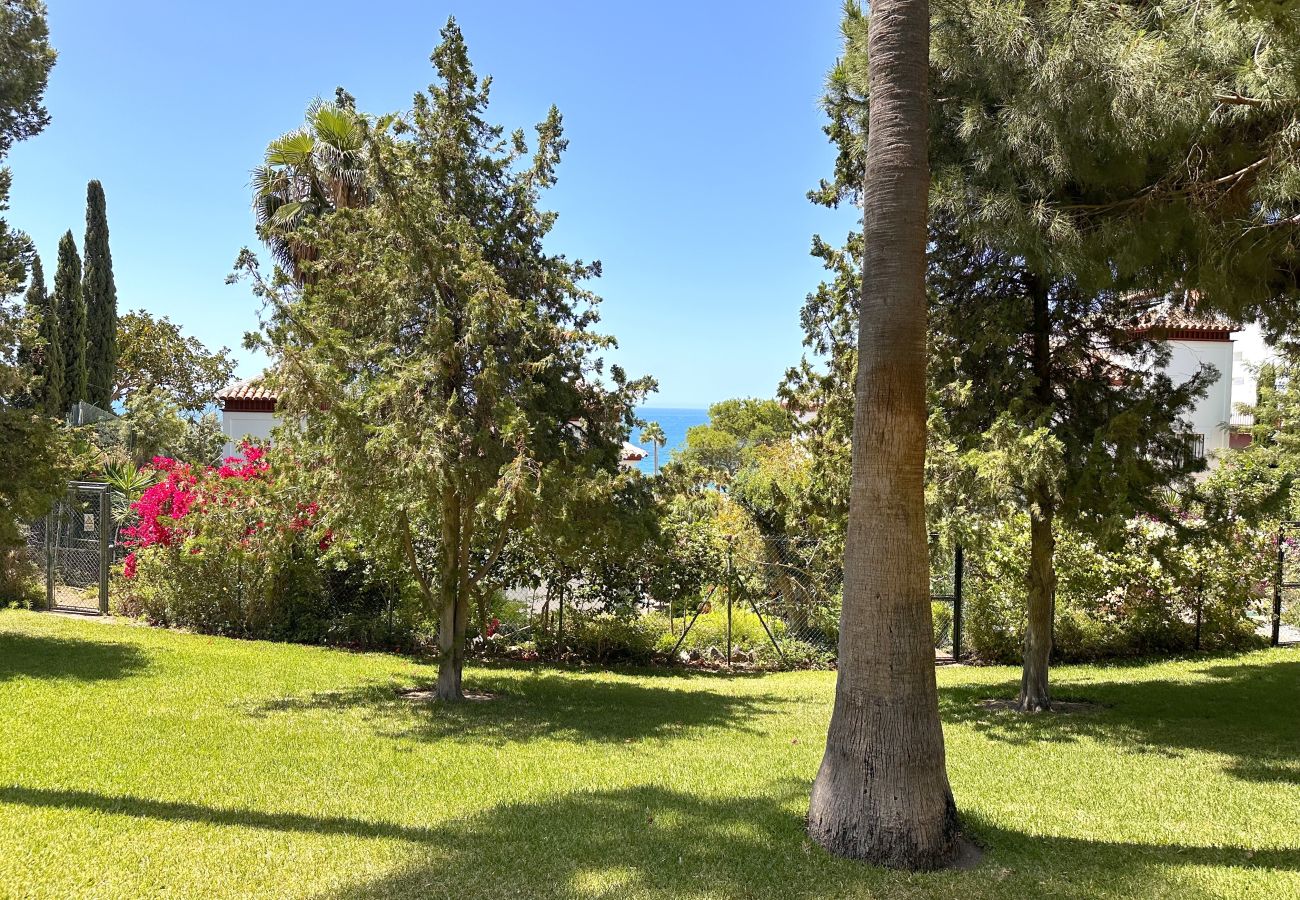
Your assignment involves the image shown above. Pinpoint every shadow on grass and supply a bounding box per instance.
[1,783,1293,899]
[0,631,148,683]
[939,657,1300,785]
[246,671,791,745]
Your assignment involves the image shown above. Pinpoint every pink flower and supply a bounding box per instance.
[122,552,137,579]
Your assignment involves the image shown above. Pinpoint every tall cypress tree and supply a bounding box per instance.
[23,251,63,414]
[82,179,117,407]
[53,230,84,409]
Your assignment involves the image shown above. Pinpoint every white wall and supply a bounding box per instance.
[1163,338,1234,459]
[1229,323,1280,414]
[220,410,281,459]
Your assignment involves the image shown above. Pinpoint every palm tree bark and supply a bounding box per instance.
[807,0,961,870]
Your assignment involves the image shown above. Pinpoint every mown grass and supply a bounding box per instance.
[0,609,1296,899]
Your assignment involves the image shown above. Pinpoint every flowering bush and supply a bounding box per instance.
[114,442,406,645]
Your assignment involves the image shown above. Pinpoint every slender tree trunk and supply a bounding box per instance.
[1019,492,1056,711]
[808,0,961,870]
[1019,277,1056,712]
[436,490,465,702]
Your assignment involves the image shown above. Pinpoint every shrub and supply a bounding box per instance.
[963,514,1270,663]
[0,546,43,609]
[546,612,665,664]
[114,445,407,646]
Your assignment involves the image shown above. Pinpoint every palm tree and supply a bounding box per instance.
[806,0,964,870]
[252,90,369,283]
[641,421,665,474]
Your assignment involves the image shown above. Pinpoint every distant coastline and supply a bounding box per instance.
[630,407,710,473]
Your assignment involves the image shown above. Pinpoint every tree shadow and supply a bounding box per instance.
[245,671,791,746]
[0,631,149,683]
[1,783,1292,899]
[939,656,1300,785]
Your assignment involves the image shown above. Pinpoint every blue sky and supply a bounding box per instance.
[8,2,857,409]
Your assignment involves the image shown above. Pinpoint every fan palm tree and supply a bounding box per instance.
[641,420,665,474]
[252,91,369,283]
[807,0,963,870]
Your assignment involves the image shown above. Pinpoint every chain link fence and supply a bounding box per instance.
[660,533,967,667]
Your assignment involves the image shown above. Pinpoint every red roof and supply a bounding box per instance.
[216,378,278,412]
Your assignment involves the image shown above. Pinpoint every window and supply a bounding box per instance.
[1188,433,1206,460]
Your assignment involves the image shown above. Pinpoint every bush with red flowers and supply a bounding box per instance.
[114,441,408,645]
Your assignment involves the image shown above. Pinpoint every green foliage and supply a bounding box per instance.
[0,1,55,159]
[0,0,67,556]
[932,601,954,649]
[113,309,235,412]
[116,456,411,647]
[108,386,225,467]
[252,89,369,282]
[675,398,794,482]
[21,251,62,414]
[0,545,41,607]
[52,230,83,408]
[82,179,117,408]
[965,511,1270,664]
[552,612,666,665]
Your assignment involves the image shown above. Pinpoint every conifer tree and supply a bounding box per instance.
[52,230,83,409]
[237,20,653,702]
[21,251,63,414]
[83,179,117,407]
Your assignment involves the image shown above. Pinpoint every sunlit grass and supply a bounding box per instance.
[0,609,1295,898]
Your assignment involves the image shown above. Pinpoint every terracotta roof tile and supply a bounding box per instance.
[216,378,279,402]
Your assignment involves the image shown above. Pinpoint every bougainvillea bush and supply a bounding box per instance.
[115,443,413,645]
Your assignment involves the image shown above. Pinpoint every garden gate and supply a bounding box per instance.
[26,482,113,614]
[1272,522,1300,647]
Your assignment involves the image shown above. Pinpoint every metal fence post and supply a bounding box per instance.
[98,487,111,613]
[1274,527,1285,648]
[952,544,964,660]
[726,540,733,665]
[43,508,54,610]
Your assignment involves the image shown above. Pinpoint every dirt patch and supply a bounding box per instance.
[399,687,497,703]
[977,698,1104,714]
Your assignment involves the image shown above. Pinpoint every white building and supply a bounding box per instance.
[1147,314,1277,468]
[215,378,279,459]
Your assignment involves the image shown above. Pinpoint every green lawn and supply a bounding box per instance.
[0,610,1296,899]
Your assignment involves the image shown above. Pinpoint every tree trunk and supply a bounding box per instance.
[435,490,466,702]
[808,0,962,870]
[1018,271,1056,712]
[1019,493,1055,712]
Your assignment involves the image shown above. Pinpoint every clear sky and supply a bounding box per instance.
[7,2,857,409]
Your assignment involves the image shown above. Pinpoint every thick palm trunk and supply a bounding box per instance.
[1019,495,1055,711]
[808,0,960,870]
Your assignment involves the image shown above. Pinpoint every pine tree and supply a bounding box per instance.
[53,230,84,410]
[82,179,117,407]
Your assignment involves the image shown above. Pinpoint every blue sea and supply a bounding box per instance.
[630,407,710,474]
